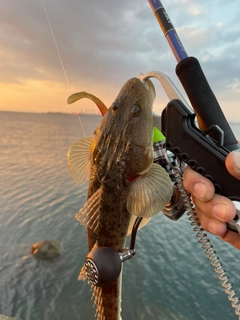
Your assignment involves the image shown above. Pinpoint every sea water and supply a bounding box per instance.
[0,111,240,320]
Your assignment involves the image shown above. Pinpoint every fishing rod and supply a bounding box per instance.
[148,0,239,152]
[145,0,240,227]
[145,1,240,317]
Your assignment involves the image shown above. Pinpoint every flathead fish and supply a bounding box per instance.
[67,77,173,320]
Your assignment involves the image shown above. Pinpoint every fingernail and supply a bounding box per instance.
[213,204,227,219]
[193,182,207,199]
[232,151,240,171]
[209,221,218,234]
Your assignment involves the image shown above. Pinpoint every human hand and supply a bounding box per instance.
[183,150,240,249]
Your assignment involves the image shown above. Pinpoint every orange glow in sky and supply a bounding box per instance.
[1,1,240,122]
[0,79,114,115]
[0,80,69,113]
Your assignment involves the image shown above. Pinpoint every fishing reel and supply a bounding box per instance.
[83,217,142,287]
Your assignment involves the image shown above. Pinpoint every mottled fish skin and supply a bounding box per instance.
[68,77,173,320]
[87,78,155,252]
[86,78,154,320]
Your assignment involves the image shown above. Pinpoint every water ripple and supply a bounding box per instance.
[0,112,240,320]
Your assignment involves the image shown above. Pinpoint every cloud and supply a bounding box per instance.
[1,0,240,120]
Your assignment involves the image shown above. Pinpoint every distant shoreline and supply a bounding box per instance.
[0,110,101,117]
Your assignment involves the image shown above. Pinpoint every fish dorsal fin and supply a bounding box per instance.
[68,137,92,185]
[126,163,173,218]
[127,216,151,236]
[75,188,102,232]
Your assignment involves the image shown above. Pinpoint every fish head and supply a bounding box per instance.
[107,77,156,179]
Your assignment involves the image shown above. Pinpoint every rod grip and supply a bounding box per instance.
[176,57,239,151]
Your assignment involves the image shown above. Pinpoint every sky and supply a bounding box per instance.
[1,0,240,121]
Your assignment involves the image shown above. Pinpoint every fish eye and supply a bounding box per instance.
[131,105,141,117]
[111,101,120,111]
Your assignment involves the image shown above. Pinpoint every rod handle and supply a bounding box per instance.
[176,57,239,151]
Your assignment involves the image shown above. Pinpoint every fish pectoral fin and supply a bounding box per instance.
[75,188,102,232]
[67,137,92,185]
[127,216,151,236]
[126,163,173,218]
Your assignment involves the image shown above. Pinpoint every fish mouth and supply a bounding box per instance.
[141,78,156,107]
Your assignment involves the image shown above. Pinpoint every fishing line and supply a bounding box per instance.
[40,0,86,137]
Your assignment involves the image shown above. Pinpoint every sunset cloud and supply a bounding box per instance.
[1,0,240,121]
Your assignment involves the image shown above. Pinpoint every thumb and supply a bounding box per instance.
[225,150,240,179]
